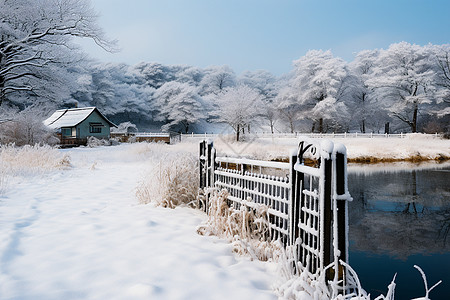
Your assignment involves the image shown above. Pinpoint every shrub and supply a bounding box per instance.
[87,136,111,147]
[0,104,58,146]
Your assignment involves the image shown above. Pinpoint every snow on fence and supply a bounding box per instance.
[199,137,353,292]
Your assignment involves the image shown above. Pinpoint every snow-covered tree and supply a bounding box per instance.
[70,63,156,127]
[238,70,279,133]
[132,62,185,89]
[213,85,262,141]
[275,83,301,133]
[199,65,236,96]
[153,81,204,133]
[368,42,437,133]
[0,0,114,105]
[347,49,390,133]
[0,103,56,145]
[111,121,138,133]
[238,70,276,95]
[289,50,349,133]
[434,45,450,103]
[432,44,450,119]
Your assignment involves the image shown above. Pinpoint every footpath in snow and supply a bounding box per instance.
[0,144,278,300]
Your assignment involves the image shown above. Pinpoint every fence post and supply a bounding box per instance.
[335,151,348,287]
[323,156,333,281]
[206,141,214,213]
[289,152,301,246]
[206,141,213,188]
[199,141,206,189]
[240,163,246,203]
[210,143,216,191]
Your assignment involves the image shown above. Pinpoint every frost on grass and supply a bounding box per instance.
[274,245,442,299]
[136,151,199,208]
[0,144,71,194]
[0,144,70,175]
[86,136,112,147]
[197,189,284,262]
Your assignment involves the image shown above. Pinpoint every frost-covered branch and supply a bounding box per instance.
[0,0,116,104]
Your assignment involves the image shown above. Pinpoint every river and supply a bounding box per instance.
[347,162,450,299]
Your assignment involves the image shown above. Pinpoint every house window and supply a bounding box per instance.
[89,122,103,133]
[61,128,72,136]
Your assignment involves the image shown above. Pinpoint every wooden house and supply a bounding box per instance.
[44,107,116,146]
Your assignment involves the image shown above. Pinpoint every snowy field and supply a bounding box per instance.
[0,144,278,300]
[0,136,448,300]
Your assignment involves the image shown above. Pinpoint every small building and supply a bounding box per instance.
[110,132,172,144]
[44,107,116,146]
[135,132,171,143]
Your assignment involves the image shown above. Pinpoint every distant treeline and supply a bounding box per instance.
[1,2,448,136]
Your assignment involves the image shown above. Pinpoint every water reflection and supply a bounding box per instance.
[347,162,450,299]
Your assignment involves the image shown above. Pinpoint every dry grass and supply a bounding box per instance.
[197,188,284,261]
[136,151,199,208]
[0,144,71,175]
[0,144,71,195]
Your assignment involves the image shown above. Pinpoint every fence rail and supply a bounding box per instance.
[199,137,352,291]
[214,155,291,243]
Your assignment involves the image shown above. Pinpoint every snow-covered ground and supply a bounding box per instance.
[0,144,278,300]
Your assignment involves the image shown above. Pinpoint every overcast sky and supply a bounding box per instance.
[77,0,450,75]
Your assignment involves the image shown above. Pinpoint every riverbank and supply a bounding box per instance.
[186,133,450,163]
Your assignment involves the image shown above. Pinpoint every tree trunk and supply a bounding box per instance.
[361,93,366,134]
[289,118,294,133]
[236,124,240,142]
[319,118,323,133]
[0,74,5,106]
[412,102,418,133]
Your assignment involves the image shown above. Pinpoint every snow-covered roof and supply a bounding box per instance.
[44,107,116,129]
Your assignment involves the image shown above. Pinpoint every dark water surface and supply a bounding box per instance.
[347,163,450,300]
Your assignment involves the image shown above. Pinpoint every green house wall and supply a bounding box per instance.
[74,110,111,139]
[56,110,111,139]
